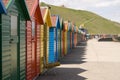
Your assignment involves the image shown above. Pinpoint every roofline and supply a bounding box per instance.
[60,18,64,30]
[29,0,38,17]
[5,0,13,9]
[0,0,7,14]
[4,0,30,20]
[43,7,52,26]
[20,0,31,20]
[51,15,60,27]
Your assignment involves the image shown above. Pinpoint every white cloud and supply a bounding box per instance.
[95,0,120,7]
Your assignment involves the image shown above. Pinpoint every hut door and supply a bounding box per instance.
[10,15,18,80]
[31,21,36,77]
[44,23,48,64]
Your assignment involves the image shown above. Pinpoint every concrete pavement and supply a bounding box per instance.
[36,39,120,80]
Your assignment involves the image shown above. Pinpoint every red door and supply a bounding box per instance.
[31,21,37,78]
[26,21,32,80]
[32,20,40,78]
[36,24,40,75]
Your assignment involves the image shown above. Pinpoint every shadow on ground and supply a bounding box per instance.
[36,68,87,80]
[61,41,87,64]
[36,41,87,80]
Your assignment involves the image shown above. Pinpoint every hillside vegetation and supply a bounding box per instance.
[41,2,120,34]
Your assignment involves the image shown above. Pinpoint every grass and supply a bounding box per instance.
[41,2,120,34]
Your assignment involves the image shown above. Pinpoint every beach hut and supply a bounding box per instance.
[0,0,7,79]
[67,21,71,53]
[0,0,30,79]
[70,23,74,49]
[49,15,60,63]
[61,19,65,57]
[63,22,68,55]
[58,19,63,59]
[72,23,75,48]
[74,26,78,47]
[55,16,61,60]
[40,7,52,72]
[49,16,56,63]
[26,0,44,79]
[77,29,82,43]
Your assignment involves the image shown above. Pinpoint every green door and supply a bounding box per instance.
[10,15,18,80]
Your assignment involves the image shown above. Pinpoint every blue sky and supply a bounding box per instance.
[40,0,120,23]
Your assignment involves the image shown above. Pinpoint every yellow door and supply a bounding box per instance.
[40,25,44,73]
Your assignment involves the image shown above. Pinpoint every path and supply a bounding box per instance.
[36,39,120,80]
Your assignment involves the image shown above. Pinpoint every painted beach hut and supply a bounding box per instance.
[72,24,75,48]
[70,23,74,49]
[49,15,61,63]
[63,22,68,55]
[67,21,71,53]
[40,7,52,72]
[55,16,61,60]
[49,16,56,63]
[0,0,7,79]
[77,28,82,43]
[26,0,44,79]
[57,18,63,59]
[61,19,65,57]
[0,0,30,80]
[74,26,78,47]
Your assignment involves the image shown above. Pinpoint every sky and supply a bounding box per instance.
[40,0,120,23]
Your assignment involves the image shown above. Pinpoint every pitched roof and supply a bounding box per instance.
[2,0,9,7]
[26,0,43,24]
[51,15,61,29]
[40,7,47,19]
[64,22,68,31]
[34,5,44,24]
[60,19,64,30]
[51,15,57,27]
[2,0,30,20]
[40,7,52,26]
[0,0,6,14]
[3,0,13,9]
[26,0,38,16]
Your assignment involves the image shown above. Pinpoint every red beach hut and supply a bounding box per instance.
[26,0,43,79]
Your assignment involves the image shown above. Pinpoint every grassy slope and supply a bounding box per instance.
[41,3,120,34]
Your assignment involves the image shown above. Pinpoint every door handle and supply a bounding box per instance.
[9,39,14,43]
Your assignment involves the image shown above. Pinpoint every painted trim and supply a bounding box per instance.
[5,0,13,9]
[0,0,7,14]
[44,8,52,27]
[4,0,30,20]
[30,0,38,17]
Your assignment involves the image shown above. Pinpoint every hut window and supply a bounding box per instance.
[11,15,17,35]
[32,21,35,37]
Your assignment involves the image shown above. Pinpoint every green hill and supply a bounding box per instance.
[41,2,120,34]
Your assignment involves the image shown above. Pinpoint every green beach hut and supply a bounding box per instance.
[0,0,30,79]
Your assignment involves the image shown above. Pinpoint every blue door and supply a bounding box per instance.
[49,28,56,63]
